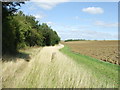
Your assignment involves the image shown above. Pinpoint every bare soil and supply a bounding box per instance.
[62,40,119,65]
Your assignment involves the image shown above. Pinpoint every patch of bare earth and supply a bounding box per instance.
[62,40,119,65]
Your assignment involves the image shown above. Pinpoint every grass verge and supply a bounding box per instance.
[60,46,120,88]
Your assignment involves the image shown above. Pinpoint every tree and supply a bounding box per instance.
[2,3,60,55]
[2,2,24,54]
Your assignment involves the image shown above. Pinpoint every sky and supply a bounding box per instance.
[19,0,118,40]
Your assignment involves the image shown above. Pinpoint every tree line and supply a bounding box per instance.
[2,2,60,54]
[65,39,86,42]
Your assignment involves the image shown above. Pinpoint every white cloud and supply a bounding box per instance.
[33,14,46,20]
[81,30,117,40]
[60,29,117,40]
[82,7,104,14]
[31,0,70,10]
[52,23,117,40]
[46,21,55,26]
[95,21,118,27]
[74,0,119,2]
[31,0,70,2]
[36,2,58,10]
[30,0,119,2]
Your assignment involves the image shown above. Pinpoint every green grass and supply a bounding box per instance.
[60,46,120,88]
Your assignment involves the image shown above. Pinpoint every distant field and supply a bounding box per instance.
[62,40,119,65]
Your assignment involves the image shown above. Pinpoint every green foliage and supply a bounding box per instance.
[2,2,24,54]
[2,16,17,54]
[2,3,60,54]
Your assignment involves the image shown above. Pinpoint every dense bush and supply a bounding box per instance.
[2,2,60,54]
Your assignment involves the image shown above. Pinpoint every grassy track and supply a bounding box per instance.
[1,44,119,88]
[60,46,119,88]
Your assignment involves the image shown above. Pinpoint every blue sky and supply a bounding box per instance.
[20,1,118,40]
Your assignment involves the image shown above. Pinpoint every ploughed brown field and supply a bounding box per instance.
[62,40,119,65]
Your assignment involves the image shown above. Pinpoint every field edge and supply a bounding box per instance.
[60,45,119,88]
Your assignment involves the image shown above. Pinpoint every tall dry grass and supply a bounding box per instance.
[1,44,117,88]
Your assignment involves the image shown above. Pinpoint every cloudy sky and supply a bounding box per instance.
[20,0,118,40]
